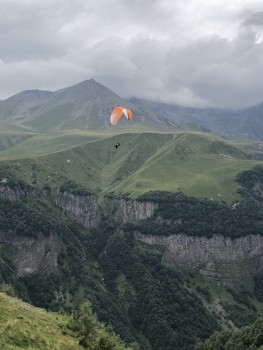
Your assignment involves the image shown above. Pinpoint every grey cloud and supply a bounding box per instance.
[163,29,263,108]
[0,0,85,61]
[1,0,263,109]
[0,31,66,62]
[243,11,263,27]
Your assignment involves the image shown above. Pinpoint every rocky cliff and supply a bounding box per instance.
[0,179,101,229]
[1,178,263,287]
[0,231,61,277]
[104,196,158,222]
[0,181,37,202]
[0,179,102,277]
[54,191,101,229]
[136,233,263,286]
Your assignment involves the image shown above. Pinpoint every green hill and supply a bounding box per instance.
[2,130,262,203]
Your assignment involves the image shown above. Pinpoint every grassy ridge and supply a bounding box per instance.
[0,129,262,202]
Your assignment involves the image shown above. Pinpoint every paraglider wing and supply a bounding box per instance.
[110,107,132,126]
[122,108,132,121]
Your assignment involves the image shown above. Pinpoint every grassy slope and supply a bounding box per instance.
[0,292,82,350]
[0,292,134,350]
[0,123,35,152]
[0,128,262,203]
[0,130,109,160]
[0,127,157,159]
[24,103,74,131]
[103,132,254,201]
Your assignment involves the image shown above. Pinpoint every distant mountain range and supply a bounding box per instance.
[130,98,263,141]
[0,79,263,140]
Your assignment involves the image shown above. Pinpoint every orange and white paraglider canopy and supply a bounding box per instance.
[110,106,132,126]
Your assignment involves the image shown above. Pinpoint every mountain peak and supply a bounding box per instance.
[73,78,97,86]
[63,79,103,90]
[0,78,136,131]
[55,79,117,98]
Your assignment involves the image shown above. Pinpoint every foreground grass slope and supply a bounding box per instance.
[0,292,82,350]
[2,130,262,203]
[0,292,134,350]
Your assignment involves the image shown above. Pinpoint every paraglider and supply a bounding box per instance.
[110,106,132,149]
[110,106,132,126]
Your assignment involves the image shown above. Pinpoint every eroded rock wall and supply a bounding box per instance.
[136,233,263,286]
[0,184,37,202]
[0,231,61,277]
[104,197,158,223]
[54,191,101,229]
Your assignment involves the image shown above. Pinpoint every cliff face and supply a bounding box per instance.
[0,179,102,230]
[136,233,263,286]
[104,196,263,286]
[54,191,101,229]
[0,183,101,278]
[104,197,158,222]
[0,183,37,202]
[0,231,61,277]
[1,180,262,287]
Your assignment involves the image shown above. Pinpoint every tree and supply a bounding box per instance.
[78,301,97,348]
[68,301,97,348]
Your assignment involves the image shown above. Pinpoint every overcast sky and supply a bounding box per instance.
[1,0,263,108]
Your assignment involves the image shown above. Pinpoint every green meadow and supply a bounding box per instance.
[0,125,262,203]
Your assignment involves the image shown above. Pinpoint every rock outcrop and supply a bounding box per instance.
[0,182,37,202]
[54,191,101,229]
[0,183,101,277]
[0,181,101,230]
[104,196,158,223]
[0,231,61,277]
[136,233,263,286]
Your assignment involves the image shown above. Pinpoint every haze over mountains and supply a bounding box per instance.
[0,79,263,140]
[130,98,263,141]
